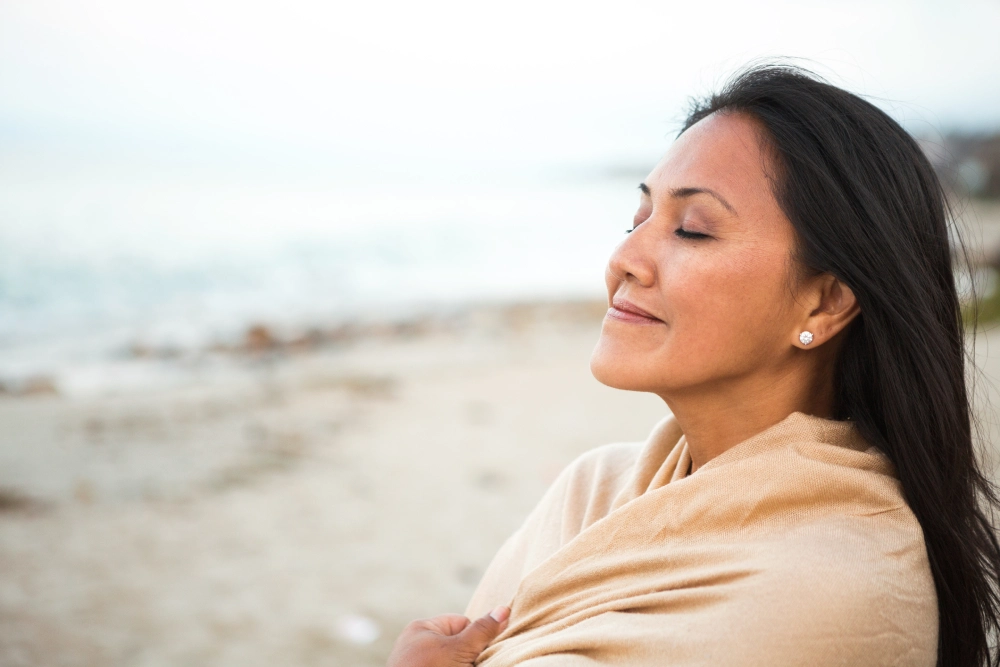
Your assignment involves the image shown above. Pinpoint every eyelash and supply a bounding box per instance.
[674,228,710,240]
[625,225,710,240]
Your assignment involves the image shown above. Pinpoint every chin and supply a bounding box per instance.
[590,338,656,392]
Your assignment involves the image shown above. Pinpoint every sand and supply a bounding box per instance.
[0,301,673,666]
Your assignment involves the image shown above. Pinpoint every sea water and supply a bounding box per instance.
[0,163,643,394]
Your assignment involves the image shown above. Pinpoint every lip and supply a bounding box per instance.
[607,297,664,324]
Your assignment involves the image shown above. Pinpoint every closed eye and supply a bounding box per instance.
[675,227,711,240]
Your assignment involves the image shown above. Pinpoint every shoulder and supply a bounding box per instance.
[560,441,644,488]
[464,438,648,618]
[772,503,935,602]
[742,507,938,664]
[516,436,651,541]
[555,413,681,497]
[541,441,645,540]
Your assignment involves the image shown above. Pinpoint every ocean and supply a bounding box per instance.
[0,163,643,394]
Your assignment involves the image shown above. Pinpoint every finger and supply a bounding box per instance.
[427,614,471,636]
[456,606,510,653]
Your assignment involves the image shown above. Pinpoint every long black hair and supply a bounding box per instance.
[681,64,1000,666]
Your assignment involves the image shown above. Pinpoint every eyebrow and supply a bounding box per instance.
[638,183,738,216]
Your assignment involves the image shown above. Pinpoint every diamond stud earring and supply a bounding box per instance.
[799,331,814,345]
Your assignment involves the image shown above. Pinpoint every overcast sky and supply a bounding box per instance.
[1,0,998,175]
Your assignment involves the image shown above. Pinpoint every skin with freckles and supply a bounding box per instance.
[590,111,861,473]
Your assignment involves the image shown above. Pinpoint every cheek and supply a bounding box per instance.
[591,243,796,392]
[663,252,791,357]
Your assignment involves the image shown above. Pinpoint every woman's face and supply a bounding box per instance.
[590,112,806,397]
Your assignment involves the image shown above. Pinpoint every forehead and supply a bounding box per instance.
[645,112,780,216]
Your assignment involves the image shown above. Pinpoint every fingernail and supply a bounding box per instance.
[489,605,510,623]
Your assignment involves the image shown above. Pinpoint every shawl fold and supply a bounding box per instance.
[464,411,937,666]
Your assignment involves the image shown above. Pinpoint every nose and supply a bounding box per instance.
[607,227,657,289]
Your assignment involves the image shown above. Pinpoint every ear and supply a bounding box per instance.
[794,273,861,349]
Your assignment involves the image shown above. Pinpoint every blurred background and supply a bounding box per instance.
[1,0,999,665]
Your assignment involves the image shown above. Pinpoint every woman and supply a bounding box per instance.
[387,64,1000,666]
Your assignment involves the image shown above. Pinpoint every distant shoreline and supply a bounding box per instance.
[0,297,610,398]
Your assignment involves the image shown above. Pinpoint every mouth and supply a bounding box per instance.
[607,297,664,325]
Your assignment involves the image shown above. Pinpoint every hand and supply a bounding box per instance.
[386,605,511,667]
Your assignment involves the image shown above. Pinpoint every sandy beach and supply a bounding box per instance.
[3,199,1000,667]
[0,301,675,666]
[2,0,999,662]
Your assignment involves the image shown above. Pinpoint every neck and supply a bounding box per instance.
[663,360,837,473]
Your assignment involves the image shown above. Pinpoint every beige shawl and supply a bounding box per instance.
[465,411,937,666]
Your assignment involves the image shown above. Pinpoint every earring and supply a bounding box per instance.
[799,331,814,345]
